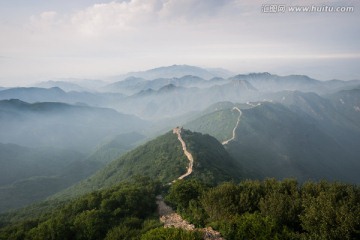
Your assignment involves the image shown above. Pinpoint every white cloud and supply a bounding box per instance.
[70,1,157,35]
[28,0,237,36]
[29,11,61,32]
[0,0,359,85]
[159,0,233,20]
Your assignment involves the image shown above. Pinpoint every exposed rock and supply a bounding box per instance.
[156,195,224,240]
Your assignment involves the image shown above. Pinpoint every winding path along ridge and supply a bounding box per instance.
[156,127,224,239]
[173,127,194,180]
[222,107,242,145]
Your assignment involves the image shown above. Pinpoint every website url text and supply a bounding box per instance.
[262,5,354,13]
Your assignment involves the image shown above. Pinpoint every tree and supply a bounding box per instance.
[201,182,240,221]
[73,209,107,240]
[300,182,360,239]
[238,179,263,213]
[259,179,301,229]
[166,180,207,211]
[141,228,203,240]
[218,213,285,240]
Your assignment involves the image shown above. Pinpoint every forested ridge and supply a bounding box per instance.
[51,131,189,200]
[1,178,359,239]
[166,179,360,240]
[52,129,241,200]
[0,129,359,239]
[0,177,164,240]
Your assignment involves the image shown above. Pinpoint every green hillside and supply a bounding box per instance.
[326,88,360,129]
[86,132,146,165]
[180,129,242,184]
[0,178,164,240]
[226,103,346,181]
[0,144,84,186]
[53,131,187,199]
[185,101,360,183]
[166,178,360,240]
[53,129,242,200]
[185,108,238,142]
[3,178,359,240]
[0,127,243,240]
[0,144,95,213]
[0,132,145,213]
[184,102,251,142]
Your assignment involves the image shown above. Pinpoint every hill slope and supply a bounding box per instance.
[0,144,84,187]
[185,97,360,183]
[0,143,101,213]
[180,129,242,183]
[54,129,241,199]
[185,108,239,143]
[226,103,358,181]
[0,132,146,213]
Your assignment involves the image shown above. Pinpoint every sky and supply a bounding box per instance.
[0,0,359,86]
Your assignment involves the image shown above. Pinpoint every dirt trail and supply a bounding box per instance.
[156,195,195,230]
[222,107,242,145]
[173,127,193,180]
[156,195,224,240]
[155,127,224,239]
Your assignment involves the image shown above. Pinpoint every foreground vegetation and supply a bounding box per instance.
[0,177,163,240]
[166,179,360,240]
[1,177,359,239]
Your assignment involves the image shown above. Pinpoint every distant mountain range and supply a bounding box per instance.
[107,64,234,82]
[0,87,125,107]
[1,64,360,215]
[0,99,147,152]
[2,65,359,120]
[230,72,360,93]
[34,80,89,92]
[33,79,107,92]
[108,79,258,119]
[104,75,207,95]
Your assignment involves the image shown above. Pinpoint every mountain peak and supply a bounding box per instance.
[231,72,274,80]
[249,72,272,77]
[134,88,156,97]
[55,129,241,198]
[119,65,230,80]
[158,83,180,93]
[230,79,257,91]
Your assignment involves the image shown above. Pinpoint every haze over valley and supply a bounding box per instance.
[1,63,360,239]
[0,64,359,205]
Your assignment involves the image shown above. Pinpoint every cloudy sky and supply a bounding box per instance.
[0,0,359,86]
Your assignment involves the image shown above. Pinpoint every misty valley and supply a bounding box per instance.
[1,65,360,239]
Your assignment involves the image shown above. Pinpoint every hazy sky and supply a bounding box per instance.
[0,0,359,86]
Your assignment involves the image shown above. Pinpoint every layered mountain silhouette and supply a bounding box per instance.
[0,99,147,152]
[108,64,233,82]
[1,64,360,216]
